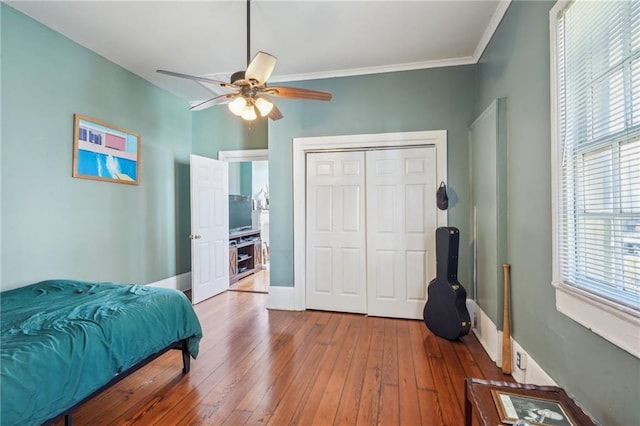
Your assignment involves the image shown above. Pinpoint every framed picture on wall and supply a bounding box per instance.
[72,114,141,185]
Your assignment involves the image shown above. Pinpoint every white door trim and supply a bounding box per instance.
[293,130,448,311]
[219,149,268,162]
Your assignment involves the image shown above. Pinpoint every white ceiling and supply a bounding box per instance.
[7,0,509,105]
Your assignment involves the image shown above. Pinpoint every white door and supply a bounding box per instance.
[190,154,229,304]
[305,147,438,319]
[366,147,438,319]
[305,151,367,313]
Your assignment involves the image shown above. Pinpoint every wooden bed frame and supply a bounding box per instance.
[45,339,191,426]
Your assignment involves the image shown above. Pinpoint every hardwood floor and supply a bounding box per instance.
[55,291,512,425]
[229,269,270,294]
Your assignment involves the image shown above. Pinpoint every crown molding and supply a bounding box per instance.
[473,0,511,62]
[189,55,478,106]
[269,0,511,83]
[190,0,512,99]
[269,56,477,83]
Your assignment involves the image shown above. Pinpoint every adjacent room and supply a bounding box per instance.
[1,0,638,425]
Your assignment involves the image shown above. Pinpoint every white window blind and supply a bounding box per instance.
[555,0,640,311]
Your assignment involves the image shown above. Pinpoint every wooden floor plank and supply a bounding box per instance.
[378,383,400,426]
[288,314,353,425]
[311,316,361,425]
[437,337,471,414]
[354,316,385,426]
[464,330,515,382]
[71,350,178,425]
[425,332,464,426]
[453,334,487,381]
[397,321,423,425]
[51,291,514,426]
[417,388,446,425]
[245,311,335,424]
[409,320,437,391]
[381,319,399,387]
[184,309,325,424]
[267,312,344,425]
[230,311,315,414]
[229,269,270,293]
[332,315,371,426]
[181,309,302,424]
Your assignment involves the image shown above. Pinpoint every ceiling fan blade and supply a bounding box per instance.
[268,103,283,121]
[245,51,277,85]
[265,86,332,101]
[190,93,236,112]
[156,70,235,89]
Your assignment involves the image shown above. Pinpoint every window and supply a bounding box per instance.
[551,0,640,358]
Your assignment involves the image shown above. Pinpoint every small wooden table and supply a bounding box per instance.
[464,378,597,426]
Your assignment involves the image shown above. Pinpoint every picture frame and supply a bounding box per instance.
[72,114,141,185]
[491,390,577,426]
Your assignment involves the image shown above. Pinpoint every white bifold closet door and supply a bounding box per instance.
[306,147,437,319]
[306,151,368,314]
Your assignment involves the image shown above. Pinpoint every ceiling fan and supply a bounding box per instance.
[156,0,332,121]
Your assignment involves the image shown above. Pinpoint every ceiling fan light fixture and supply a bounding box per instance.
[157,0,332,122]
[241,104,258,121]
[255,97,274,116]
[228,96,247,116]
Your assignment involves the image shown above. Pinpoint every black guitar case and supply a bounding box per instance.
[423,227,471,340]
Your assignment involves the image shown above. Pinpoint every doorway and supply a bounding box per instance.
[219,149,270,294]
[292,131,448,317]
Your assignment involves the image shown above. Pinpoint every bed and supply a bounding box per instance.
[0,279,203,426]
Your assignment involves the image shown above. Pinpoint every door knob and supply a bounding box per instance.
[189,234,202,240]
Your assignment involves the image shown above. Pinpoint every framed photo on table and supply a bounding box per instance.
[72,114,141,185]
[491,390,577,426]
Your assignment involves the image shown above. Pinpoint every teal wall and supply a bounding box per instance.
[267,66,476,287]
[227,161,253,196]
[1,4,192,290]
[4,4,637,424]
[239,162,252,196]
[477,1,639,424]
[192,108,267,159]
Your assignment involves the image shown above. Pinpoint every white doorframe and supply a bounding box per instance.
[218,148,270,281]
[219,149,268,163]
[292,130,448,311]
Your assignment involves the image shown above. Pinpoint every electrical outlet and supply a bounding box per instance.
[473,311,478,328]
[516,351,527,370]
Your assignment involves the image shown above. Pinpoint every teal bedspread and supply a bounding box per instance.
[0,280,203,426]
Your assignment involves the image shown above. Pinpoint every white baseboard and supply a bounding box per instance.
[469,300,556,386]
[468,299,500,363]
[510,338,557,385]
[267,285,298,310]
[147,272,191,292]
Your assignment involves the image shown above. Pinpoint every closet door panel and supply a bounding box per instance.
[366,147,438,319]
[306,151,367,313]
